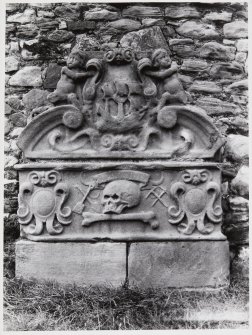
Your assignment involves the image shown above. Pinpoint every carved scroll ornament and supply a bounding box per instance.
[17,47,224,160]
[168,169,222,235]
[17,171,72,235]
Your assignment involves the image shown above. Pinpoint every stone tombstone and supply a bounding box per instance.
[15,46,229,288]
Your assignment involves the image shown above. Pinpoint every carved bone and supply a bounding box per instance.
[82,211,159,230]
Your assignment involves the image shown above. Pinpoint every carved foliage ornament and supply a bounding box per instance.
[168,169,222,235]
[18,171,72,235]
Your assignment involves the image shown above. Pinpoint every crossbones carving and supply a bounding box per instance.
[82,211,159,230]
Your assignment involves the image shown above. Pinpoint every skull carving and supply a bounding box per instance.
[102,180,141,214]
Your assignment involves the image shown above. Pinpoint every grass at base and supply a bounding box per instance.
[3,241,249,331]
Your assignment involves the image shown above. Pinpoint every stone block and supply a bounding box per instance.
[176,21,219,39]
[47,30,75,43]
[54,4,80,20]
[236,39,248,52]
[9,66,42,87]
[200,42,236,61]
[106,19,141,34]
[128,241,230,288]
[85,9,120,21]
[165,5,200,19]
[235,52,247,63]
[181,59,209,72]
[229,196,249,212]
[189,81,222,94]
[142,18,165,27]
[120,26,169,52]
[123,6,162,18]
[171,45,195,58]
[225,134,249,162]
[16,241,127,287]
[209,62,244,80]
[169,38,194,46]
[7,8,36,24]
[196,97,237,116]
[9,112,27,127]
[43,63,62,89]
[203,11,232,22]
[5,56,20,73]
[231,166,249,198]
[67,21,96,31]
[223,21,248,38]
[23,89,50,111]
[16,24,38,39]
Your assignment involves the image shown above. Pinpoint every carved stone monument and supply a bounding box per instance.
[15,46,229,288]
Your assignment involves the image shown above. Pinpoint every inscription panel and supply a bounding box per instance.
[17,163,225,242]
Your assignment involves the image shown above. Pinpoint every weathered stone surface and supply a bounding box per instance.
[9,41,20,54]
[120,26,168,52]
[223,222,248,245]
[142,18,165,27]
[85,9,120,21]
[225,134,249,162]
[36,21,58,30]
[231,247,249,278]
[225,79,248,93]
[200,42,236,61]
[209,62,244,79]
[169,38,194,46]
[6,24,16,34]
[223,21,248,38]
[67,21,96,31]
[5,103,12,115]
[229,196,249,212]
[178,74,193,88]
[231,94,247,105]
[165,5,200,19]
[5,118,12,135]
[16,241,126,287]
[203,11,232,22]
[5,56,20,73]
[9,112,27,127]
[196,97,238,116]
[4,198,18,213]
[236,39,248,52]
[43,63,62,89]
[54,5,80,20]
[10,127,25,138]
[6,95,23,110]
[128,241,229,288]
[106,19,141,33]
[181,59,209,72]
[6,3,25,12]
[123,6,162,18]
[23,89,50,111]
[223,39,236,45]
[176,21,219,39]
[16,24,38,39]
[5,155,19,169]
[169,45,195,58]
[9,66,42,87]
[235,52,247,63]
[7,8,36,24]
[47,30,75,43]
[231,166,249,198]
[189,81,222,94]
[75,34,100,51]
[37,10,55,18]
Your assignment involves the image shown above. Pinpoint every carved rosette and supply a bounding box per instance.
[17,171,72,236]
[168,169,222,235]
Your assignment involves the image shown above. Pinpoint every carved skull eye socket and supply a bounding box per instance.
[112,194,119,200]
[24,189,31,195]
[56,189,64,196]
[104,195,110,199]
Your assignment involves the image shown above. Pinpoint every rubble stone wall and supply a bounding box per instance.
[4,2,248,272]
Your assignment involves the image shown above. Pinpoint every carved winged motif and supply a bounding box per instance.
[17,47,224,160]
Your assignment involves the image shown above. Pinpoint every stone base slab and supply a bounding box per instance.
[16,240,126,287]
[128,241,230,288]
[16,240,230,288]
